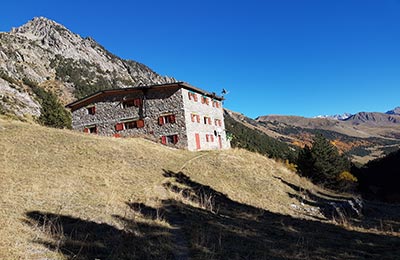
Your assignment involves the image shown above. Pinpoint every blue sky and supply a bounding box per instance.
[1,0,399,118]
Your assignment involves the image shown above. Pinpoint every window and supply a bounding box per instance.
[188,92,198,102]
[201,96,210,105]
[191,113,201,123]
[125,121,137,129]
[161,134,179,145]
[203,116,212,125]
[115,119,145,131]
[84,125,97,134]
[214,119,222,127]
[212,100,220,108]
[87,106,96,115]
[205,134,215,142]
[122,98,142,108]
[158,114,176,125]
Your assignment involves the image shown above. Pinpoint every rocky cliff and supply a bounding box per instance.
[0,17,176,117]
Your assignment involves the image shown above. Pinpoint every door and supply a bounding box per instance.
[195,133,201,150]
[218,135,222,149]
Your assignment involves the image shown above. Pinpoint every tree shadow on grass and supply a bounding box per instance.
[159,170,400,259]
[275,176,400,236]
[25,170,400,260]
[24,210,174,260]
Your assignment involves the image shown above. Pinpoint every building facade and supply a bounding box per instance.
[66,82,230,151]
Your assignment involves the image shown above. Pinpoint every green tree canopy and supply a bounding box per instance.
[297,134,350,187]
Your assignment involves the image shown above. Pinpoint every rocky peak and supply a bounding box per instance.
[10,17,81,52]
[12,17,69,38]
[386,107,400,115]
[0,17,177,118]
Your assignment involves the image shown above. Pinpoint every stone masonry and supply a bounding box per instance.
[66,82,231,151]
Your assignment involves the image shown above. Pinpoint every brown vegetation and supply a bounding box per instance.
[1,118,399,259]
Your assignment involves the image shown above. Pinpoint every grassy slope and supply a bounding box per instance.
[1,118,400,259]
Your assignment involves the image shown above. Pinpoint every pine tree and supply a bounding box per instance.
[297,134,350,187]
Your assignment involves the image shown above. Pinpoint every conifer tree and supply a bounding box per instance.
[297,134,350,187]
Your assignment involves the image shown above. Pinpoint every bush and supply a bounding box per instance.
[284,159,298,172]
[337,171,358,192]
[338,171,358,182]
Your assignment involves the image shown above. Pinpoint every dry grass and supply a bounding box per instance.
[1,117,399,259]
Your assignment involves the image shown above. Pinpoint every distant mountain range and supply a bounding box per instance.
[344,111,400,126]
[315,106,400,121]
[227,106,400,164]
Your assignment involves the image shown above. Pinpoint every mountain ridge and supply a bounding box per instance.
[246,108,400,163]
[0,17,176,117]
[386,106,400,115]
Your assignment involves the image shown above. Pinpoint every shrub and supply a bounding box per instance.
[285,159,298,172]
[338,171,358,182]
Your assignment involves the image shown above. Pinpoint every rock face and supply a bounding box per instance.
[0,17,176,117]
[386,107,400,115]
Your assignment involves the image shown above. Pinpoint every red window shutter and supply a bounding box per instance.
[94,127,98,134]
[206,134,209,142]
[194,94,198,102]
[169,115,176,124]
[188,92,192,100]
[196,115,200,123]
[113,133,121,138]
[161,136,167,144]
[115,123,124,131]
[191,114,195,122]
[158,117,164,126]
[208,118,212,125]
[84,128,89,133]
[211,135,215,142]
[173,135,179,144]
[137,119,145,128]
[216,102,220,108]
[92,106,96,114]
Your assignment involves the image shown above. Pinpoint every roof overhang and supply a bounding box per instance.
[65,82,224,111]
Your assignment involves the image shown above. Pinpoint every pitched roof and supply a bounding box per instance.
[65,82,224,111]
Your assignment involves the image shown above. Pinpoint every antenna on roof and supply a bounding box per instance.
[221,88,229,97]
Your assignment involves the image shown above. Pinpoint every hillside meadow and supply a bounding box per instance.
[1,117,400,259]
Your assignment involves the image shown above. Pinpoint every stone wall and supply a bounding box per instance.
[70,85,231,151]
[71,87,188,149]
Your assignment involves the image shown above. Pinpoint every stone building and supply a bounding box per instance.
[66,82,230,151]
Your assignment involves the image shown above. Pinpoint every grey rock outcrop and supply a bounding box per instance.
[0,17,176,117]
